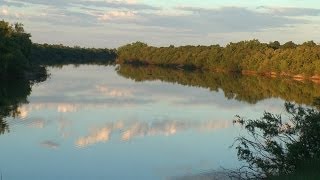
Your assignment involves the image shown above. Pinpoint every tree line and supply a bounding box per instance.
[1,20,117,79]
[31,43,117,66]
[117,41,320,78]
[3,19,320,79]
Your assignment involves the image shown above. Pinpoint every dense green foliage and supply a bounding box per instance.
[1,19,117,77]
[0,20,49,134]
[31,43,117,66]
[0,20,32,78]
[117,65,320,105]
[233,102,320,179]
[117,41,320,77]
[269,159,320,180]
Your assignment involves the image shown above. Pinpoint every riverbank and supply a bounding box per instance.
[241,70,320,83]
[117,41,320,80]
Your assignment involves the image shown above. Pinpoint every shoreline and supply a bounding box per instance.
[241,70,320,83]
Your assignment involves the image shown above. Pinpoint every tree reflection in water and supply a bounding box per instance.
[117,65,320,179]
[0,71,48,135]
[117,65,320,106]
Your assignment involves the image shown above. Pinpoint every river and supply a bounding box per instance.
[1,65,319,180]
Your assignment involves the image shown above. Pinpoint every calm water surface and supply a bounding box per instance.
[0,65,296,179]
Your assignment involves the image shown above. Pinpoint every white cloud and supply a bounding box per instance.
[14,12,21,17]
[113,0,139,4]
[98,10,136,21]
[1,7,8,15]
[125,0,138,4]
[257,6,320,16]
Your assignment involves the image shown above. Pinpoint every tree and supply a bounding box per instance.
[233,102,320,179]
[281,41,297,49]
[14,23,25,33]
[268,41,280,50]
[302,41,316,47]
[30,43,117,66]
[0,20,32,78]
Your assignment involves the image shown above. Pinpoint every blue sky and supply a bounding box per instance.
[1,0,320,48]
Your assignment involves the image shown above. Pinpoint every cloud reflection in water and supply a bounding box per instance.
[76,120,230,148]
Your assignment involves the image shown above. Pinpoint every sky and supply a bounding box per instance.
[1,0,320,48]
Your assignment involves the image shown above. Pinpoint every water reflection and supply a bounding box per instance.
[117,65,320,106]
[28,118,46,129]
[76,120,230,148]
[0,80,29,134]
[96,85,133,97]
[0,76,47,134]
[76,127,111,147]
[41,140,60,149]
[57,104,77,113]
[2,65,319,179]
[171,170,230,180]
